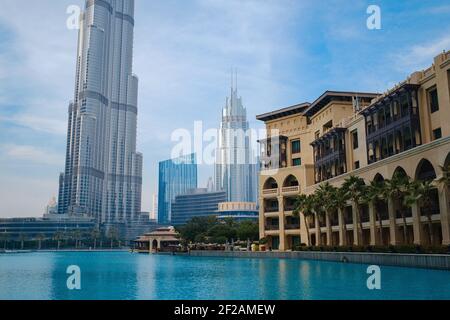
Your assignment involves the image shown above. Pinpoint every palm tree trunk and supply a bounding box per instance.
[57,240,60,250]
[357,205,364,245]
[38,240,42,250]
[377,210,383,245]
[401,210,408,243]
[21,240,24,250]
[304,216,311,245]
[94,239,97,250]
[342,217,348,245]
[427,214,434,245]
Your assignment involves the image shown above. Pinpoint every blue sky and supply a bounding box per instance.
[1,0,450,217]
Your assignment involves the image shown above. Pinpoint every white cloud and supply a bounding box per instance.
[1,114,66,135]
[0,176,57,218]
[2,144,63,166]
[393,34,450,71]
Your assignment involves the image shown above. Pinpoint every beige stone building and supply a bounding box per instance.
[257,52,450,251]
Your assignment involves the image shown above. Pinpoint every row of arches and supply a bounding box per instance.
[372,158,442,183]
[263,174,300,190]
[263,153,450,191]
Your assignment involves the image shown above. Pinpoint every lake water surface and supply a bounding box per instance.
[0,252,449,300]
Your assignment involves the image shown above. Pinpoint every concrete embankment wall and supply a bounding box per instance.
[188,250,450,270]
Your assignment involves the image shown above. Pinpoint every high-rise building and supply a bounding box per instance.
[57,0,142,226]
[171,188,227,226]
[158,154,198,224]
[150,193,158,221]
[215,76,258,203]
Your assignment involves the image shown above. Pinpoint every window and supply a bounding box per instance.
[429,87,439,113]
[292,158,301,167]
[433,128,442,140]
[315,131,320,140]
[291,140,301,154]
[352,130,358,149]
[354,161,360,169]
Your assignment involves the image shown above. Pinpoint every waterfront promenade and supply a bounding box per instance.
[188,250,450,270]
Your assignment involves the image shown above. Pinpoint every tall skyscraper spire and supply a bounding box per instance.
[58,0,143,226]
[215,72,258,203]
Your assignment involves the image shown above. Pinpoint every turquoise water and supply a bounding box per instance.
[0,252,449,300]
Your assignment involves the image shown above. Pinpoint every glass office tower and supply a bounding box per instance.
[158,154,198,224]
[171,188,227,226]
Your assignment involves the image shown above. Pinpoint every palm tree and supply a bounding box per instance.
[316,182,337,245]
[362,181,382,244]
[293,194,314,245]
[36,233,46,250]
[342,176,366,244]
[53,231,64,250]
[73,230,82,249]
[107,228,118,249]
[90,228,100,250]
[331,187,350,245]
[385,172,411,242]
[18,233,27,250]
[405,180,436,245]
[437,164,450,188]
[0,232,9,250]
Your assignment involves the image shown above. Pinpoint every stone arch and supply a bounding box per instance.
[415,159,437,182]
[392,166,408,180]
[152,239,158,251]
[263,177,278,189]
[283,174,299,187]
[373,173,385,183]
[444,152,450,168]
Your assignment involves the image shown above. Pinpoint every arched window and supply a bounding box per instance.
[393,166,408,180]
[373,173,384,183]
[415,159,437,182]
[263,177,278,190]
[283,175,299,188]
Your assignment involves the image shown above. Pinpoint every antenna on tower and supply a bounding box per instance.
[235,68,238,92]
[230,67,233,91]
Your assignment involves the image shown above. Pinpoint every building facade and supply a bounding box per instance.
[57,0,143,226]
[215,80,258,203]
[0,216,95,241]
[158,153,198,224]
[150,193,158,221]
[257,52,450,251]
[216,202,259,221]
[171,188,227,226]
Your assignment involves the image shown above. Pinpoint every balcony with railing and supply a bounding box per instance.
[262,177,279,198]
[263,198,279,214]
[311,128,347,183]
[362,83,422,165]
[265,217,279,231]
[285,216,300,230]
[283,197,297,213]
[282,185,300,194]
[259,136,288,170]
[262,188,278,196]
[265,224,280,231]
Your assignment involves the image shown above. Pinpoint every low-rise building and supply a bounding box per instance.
[134,226,181,253]
[171,188,227,225]
[257,52,450,251]
[0,215,96,241]
[216,202,258,221]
